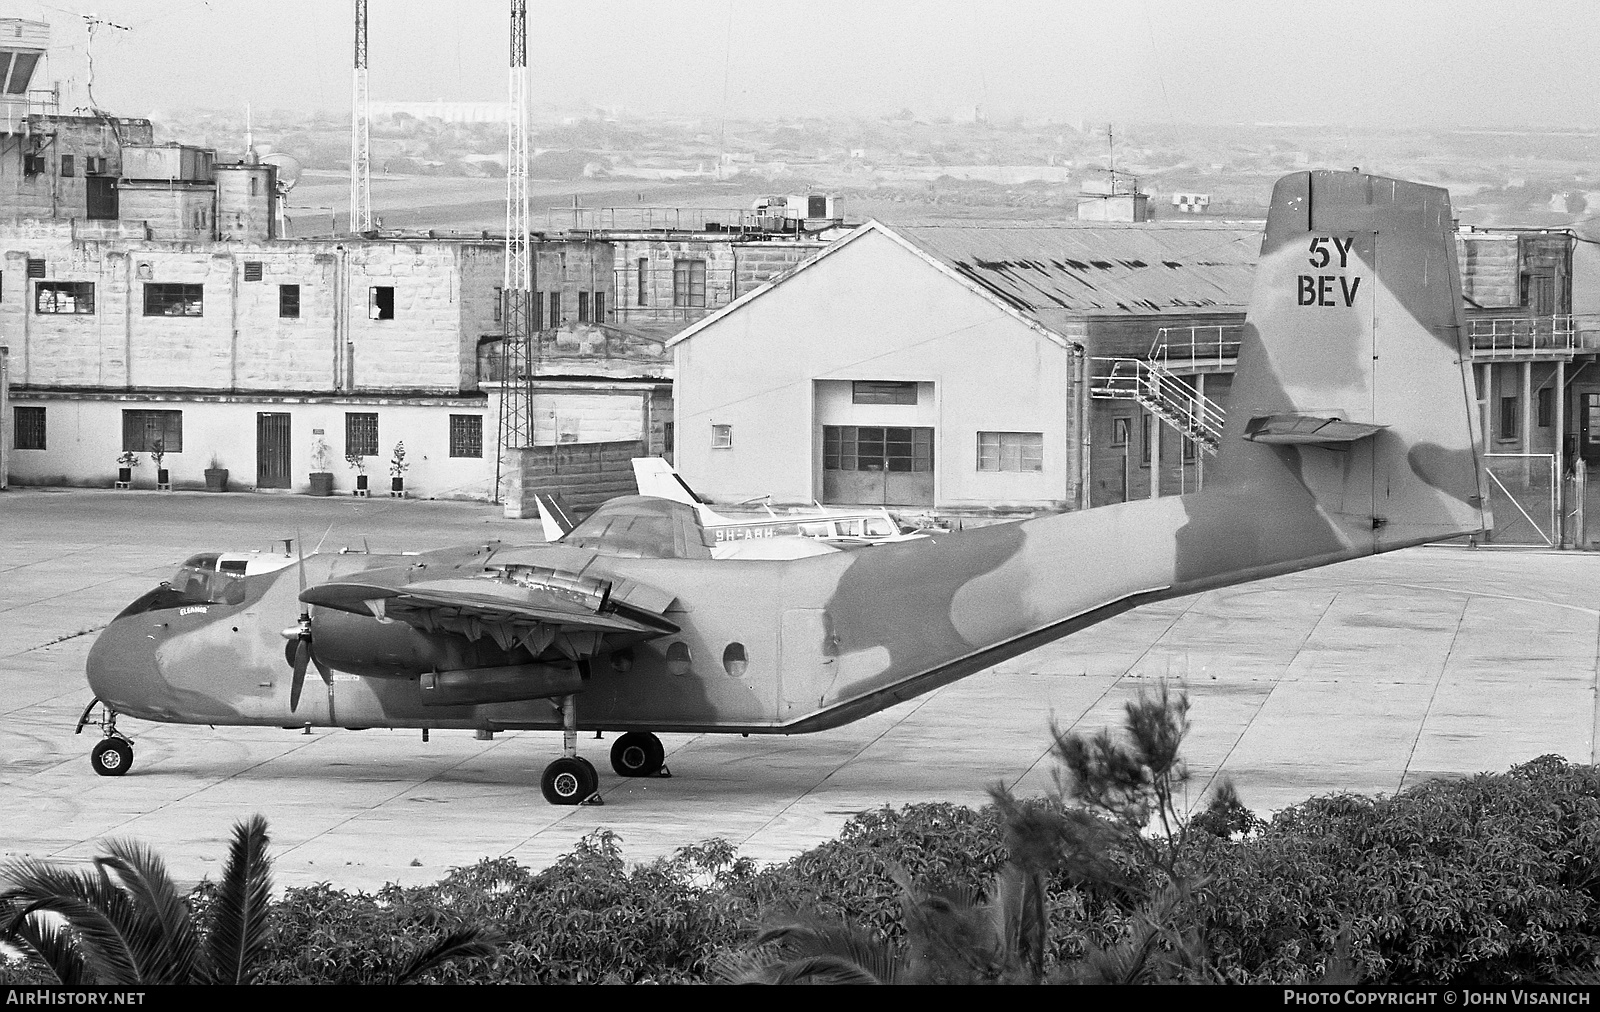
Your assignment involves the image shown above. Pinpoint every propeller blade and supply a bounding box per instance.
[289,638,310,712]
[312,653,333,686]
[296,530,307,598]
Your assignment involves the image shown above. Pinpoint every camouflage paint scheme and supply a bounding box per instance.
[87,171,1489,744]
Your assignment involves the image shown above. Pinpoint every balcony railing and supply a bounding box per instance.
[1468,315,1577,358]
[1151,325,1242,371]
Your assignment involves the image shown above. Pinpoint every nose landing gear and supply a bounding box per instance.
[76,697,135,777]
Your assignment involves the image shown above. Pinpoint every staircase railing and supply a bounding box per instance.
[1089,356,1225,454]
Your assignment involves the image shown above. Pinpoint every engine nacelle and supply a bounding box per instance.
[418,663,583,707]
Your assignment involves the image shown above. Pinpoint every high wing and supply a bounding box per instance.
[556,495,716,559]
[301,579,675,637]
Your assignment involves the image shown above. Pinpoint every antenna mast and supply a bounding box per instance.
[349,0,372,233]
[495,0,535,503]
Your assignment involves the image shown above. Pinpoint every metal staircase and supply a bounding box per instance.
[1089,326,1237,456]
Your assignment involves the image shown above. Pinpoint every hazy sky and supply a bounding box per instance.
[18,0,1600,128]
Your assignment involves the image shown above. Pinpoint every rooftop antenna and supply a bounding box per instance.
[349,0,372,234]
[79,13,129,139]
[245,101,254,161]
[494,0,535,505]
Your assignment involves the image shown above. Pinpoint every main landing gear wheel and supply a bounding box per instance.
[541,755,599,805]
[90,738,134,777]
[609,732,666,778]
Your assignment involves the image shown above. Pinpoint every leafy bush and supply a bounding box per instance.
[1199,755,1600,984]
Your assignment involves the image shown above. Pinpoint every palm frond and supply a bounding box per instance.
[202,815,273,985]
[389,927,500,984]
[0,898,88,985]
[753,917,905,984]
[2,860,145,984]
[755,954,886,985]
[97,841,202,984]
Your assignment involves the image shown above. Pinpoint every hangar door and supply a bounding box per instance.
[821,425,934,506]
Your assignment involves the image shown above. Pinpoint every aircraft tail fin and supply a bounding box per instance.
[1207,170,1489,550]
[632,457,706,505]
[534,492,577,542]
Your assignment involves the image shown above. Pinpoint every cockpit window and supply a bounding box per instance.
[115,556,247,618]
[864,518,896,537]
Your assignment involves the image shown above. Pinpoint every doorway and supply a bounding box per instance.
[821,425,934,505]
[257,412,291,488]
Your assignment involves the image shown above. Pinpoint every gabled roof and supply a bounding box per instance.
[666,218,1262,349]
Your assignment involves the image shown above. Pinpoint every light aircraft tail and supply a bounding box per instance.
[533,492,578,542]
[632,457,706,506]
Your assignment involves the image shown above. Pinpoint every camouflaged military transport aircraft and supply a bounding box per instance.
[79,170,1489,805]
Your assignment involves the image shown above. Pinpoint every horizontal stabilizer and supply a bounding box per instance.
[1242,414,1386,447]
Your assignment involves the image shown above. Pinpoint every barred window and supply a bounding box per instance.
[976,431,1043,472]
[144,283,203,317]
[852,381,917,405]
[673,259,706,308]
[279,284,300,319]
[345,412,378,458]
[449,415,483,458]
[122,409,183,453]
[577,290,590,322]
[547,290,560,326]
[35,281,94,314]
[594,290,605,322]
[14,406,44,450]
[243,261,263,282]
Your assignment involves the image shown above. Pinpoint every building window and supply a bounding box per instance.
[60,154,73,177]
[345,412,378,458]
[852,381,917,405]
[492,286,503,323]
[243,261,263,282]
[144,283,203,317]
[636,258,648,305]
[450,415,483,458]
[578,290,590,322]
[1111,416,1131,447]
[711,424,733,448]
[1499,396,1519,440]
[823,426,934,472]
[1538,387,1553,428]
[1141,415,1153,464]
[977,431,1044,472]
[548,290,561,326]
[26,258,45,278]
[663,421,674,456]
[279,284,300,319]
[122,409,183,453]
[532,290,543,330]
[35,281,94,314]
[369,285,395,320]
[673,259,706,308]
[593,290,605,322]
[14,406,44,450]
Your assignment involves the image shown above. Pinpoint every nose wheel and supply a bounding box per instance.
[76,698,134,777]
[609,732,668,778]
[90,737,134,777]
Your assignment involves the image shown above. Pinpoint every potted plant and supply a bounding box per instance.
[389,440,408,497]
[308,431,335,497]
[116,451,139,487]
[204,453,229,493]
[150,439,170,489]
[345,451,369,496]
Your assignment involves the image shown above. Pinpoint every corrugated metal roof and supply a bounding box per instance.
[893,221,1262,317]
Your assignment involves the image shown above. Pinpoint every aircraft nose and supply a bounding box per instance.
[86,615,166,717]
